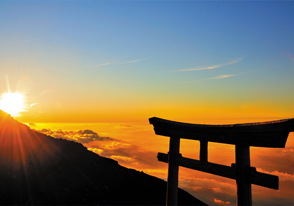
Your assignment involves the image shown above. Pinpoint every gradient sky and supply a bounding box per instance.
[1,1,294,205]
[0,0,294,123]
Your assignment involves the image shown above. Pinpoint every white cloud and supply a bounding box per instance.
[175,58,242,72]
[30,103,38,107]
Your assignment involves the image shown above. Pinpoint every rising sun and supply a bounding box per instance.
[0,92,25,117]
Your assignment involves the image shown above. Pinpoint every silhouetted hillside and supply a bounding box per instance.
[0,110,206,205]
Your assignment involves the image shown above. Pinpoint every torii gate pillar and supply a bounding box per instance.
[236,145,251,206]
[166,137,180,205]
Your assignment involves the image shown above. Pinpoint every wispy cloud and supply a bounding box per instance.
[94,58,148,67]
[209,74,236,80]
[188,70,259,83]
[123,57,148,64]
[175,58,242,72]
[285,52,294,63]
[256,168,294,182]
[30,103,38,107]
[94,62,111,67]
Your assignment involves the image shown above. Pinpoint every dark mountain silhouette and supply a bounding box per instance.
[0,110,206,205]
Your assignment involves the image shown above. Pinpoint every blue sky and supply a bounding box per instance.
[0,1,294,122]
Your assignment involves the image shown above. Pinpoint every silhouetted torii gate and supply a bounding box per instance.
[149,117,294,206]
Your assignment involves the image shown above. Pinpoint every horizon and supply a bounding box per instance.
[1,1,294,205]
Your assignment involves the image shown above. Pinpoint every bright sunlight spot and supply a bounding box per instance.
[0,92,25,117]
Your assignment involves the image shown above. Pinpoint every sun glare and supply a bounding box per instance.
[0,92,25,117]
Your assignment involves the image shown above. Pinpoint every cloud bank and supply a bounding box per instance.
[37,127,294,205]
[38,129,115,143]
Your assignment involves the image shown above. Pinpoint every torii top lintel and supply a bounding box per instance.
[149,117,294,148]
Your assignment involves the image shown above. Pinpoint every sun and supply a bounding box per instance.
[0,92,25,117]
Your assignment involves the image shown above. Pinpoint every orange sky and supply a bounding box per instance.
[29,122,294,206]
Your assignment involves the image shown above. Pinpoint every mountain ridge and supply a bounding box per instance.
[0,110,206,205]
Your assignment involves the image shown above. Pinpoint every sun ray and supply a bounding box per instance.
[0,92,25,117]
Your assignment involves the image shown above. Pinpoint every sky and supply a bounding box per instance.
[1,0,294,123]
[1,0,294,205]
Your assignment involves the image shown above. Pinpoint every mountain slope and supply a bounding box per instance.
[0,110,206,205]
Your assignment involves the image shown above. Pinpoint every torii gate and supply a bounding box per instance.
[149,117,294,206]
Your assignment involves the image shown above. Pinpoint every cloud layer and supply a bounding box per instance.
[38,129,114,143]
[37,127,294,206]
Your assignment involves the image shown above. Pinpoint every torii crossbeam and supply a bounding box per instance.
[149,117,294,206]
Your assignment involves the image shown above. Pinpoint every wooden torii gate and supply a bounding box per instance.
[149,117,294,206]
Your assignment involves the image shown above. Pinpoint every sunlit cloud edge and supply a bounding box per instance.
[209,74,236,80]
